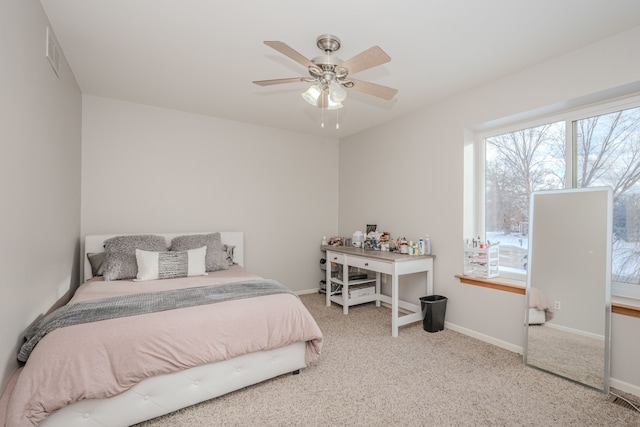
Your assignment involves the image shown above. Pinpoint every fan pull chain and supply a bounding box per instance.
[322,49,329,129]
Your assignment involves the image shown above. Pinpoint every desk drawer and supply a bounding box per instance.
[326,252,345,264]
[348,256,392,274]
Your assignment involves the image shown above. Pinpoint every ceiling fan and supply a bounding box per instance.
[253,34,397,110]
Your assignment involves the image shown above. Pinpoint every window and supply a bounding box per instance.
[576,107,640,291]
[477,97,640,298]
[485,122,565,274]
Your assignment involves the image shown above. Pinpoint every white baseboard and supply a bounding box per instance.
[610,378,640,398]
[307,289,640,400]
[444,321,524,355]
[544,322,604,341]
[298,288,321,296]
[445,321,639,399]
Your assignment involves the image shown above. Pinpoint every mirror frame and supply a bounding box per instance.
[524,187,612,392]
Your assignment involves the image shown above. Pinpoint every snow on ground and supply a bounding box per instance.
[484,231,639,284]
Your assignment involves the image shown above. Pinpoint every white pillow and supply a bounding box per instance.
[135,246,207,281]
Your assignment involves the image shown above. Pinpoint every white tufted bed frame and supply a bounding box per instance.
[37,232,307,427]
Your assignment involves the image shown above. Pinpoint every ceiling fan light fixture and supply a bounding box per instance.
[255,34,397,129]
[302,84,321,105]
[329,81,347,103]
[317,88,343,110]
[326,100,343,110]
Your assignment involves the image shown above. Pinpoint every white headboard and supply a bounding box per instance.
[83,232,244,282]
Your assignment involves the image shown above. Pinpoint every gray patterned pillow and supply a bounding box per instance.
[103,235,167,281]
[87,252,106,277]
[170,233,228,272]
[223,244,236,266]
[135,246,207,281]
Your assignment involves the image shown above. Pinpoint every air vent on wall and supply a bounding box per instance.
[46,26,60,78]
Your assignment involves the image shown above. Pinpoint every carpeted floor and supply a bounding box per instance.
[527,324,605,389]
[135,293,640,426]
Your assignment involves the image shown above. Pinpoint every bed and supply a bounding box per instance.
[1,232,323,427]
[527,286,554,325]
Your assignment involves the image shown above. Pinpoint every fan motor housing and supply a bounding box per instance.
[311,56,341,68]
[316,34,341,53]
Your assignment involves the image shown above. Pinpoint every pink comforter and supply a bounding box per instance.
[529,286,555,322]
[1,266,323,426]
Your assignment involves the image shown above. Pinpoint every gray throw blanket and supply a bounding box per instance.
[18,279,295,363]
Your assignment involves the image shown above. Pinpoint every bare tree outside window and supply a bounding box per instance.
[483,105,640,287]
[485,122,565,272]
[576,107,640,285]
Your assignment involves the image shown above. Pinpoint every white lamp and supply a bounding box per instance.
[329,81,347,103]
[302,84,321,106]
[303,84,344,110]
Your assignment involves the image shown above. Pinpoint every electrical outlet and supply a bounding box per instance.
[554,301,561,310]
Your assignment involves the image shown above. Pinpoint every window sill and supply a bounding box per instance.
[455,275,640,318]
[455,275,525,294]
[611,296,640,318]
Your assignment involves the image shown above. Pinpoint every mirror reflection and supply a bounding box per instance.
[524,188,612,392]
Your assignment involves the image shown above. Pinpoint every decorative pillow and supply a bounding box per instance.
[223,244,236,266]
[103,235,167,281]
[135,246,207,281]
[87,252,106,277]
[170,233,228,272]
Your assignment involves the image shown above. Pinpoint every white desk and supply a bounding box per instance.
[324,247,434,337]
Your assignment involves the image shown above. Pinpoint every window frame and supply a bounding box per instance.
[473,94,640,299]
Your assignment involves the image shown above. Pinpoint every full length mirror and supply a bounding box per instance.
[524,187,612,392]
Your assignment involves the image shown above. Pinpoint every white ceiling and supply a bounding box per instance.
[40,0,640,139]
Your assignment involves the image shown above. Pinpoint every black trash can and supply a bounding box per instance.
[419,295,447,333]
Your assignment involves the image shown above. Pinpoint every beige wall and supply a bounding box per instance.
[0,2,81,390]
[338,26,640,394]
[81,95,339,292]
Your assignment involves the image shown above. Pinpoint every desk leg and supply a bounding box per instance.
[342,262,349,315]
[427,268,433,296]
[392,273,399,337]
[375,272,381,308]
[325,259,331,307]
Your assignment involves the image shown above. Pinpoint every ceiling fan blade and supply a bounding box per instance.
[264,41,315,69]
[349,78,398,100]
[253,77,307,86]
[340,46,391,75]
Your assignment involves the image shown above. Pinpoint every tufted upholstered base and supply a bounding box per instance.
[528,308,547,325]
[40,341,306,426]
